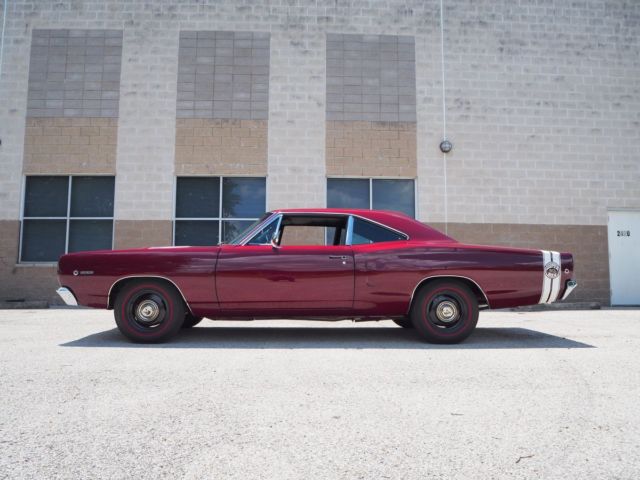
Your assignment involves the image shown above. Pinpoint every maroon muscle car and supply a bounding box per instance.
[56,208,577,344]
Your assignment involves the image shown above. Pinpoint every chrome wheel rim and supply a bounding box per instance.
[136,299,161,323]
[435,300,459,323]
[426,294,465,329]
[129,292,167,329]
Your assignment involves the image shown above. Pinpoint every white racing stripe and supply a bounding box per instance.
[539,250,561,304]
[539,250,552,304]
[549,251,561,302]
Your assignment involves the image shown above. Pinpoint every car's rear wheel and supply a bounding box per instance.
[392,317,414,329]
[114,280,186,343]
[182,313,203,329]
[409,280,479,344]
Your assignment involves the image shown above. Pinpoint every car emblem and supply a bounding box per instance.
[544,261,560,279]
[73,270,79,276]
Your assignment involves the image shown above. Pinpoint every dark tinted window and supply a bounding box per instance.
[175,177,266,245]
[68,220,113,252]
[24,176,69,217]
[175,177,220,218]
[372,179,415,217]
[70,177,115,217]
[22,176,114,262]
[327,178,369,209]
[174,220,219,246]
[351,217,406,245]
[222,177,266,218]
[327,178,415,218]
[21,220,66,262]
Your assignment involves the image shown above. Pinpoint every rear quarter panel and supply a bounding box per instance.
[352,241,543,314]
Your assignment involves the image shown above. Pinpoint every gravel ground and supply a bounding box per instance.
[1,308,639,479]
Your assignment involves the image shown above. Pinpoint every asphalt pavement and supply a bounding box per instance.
[1,308,639,479]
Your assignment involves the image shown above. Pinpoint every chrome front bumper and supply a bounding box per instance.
[56,287,78,306]
[561,280,578,301]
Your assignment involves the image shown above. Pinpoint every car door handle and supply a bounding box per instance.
[329,255,348,260]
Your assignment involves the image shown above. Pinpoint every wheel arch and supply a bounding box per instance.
[408,275,490,313]
[107,276,193,315]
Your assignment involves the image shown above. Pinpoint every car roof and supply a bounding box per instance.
[271,208,454,242]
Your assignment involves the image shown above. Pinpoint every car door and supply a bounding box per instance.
[215,244,355,312]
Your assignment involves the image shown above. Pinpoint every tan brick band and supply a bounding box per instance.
[326,120,416,177]
[113,220,173,250]
[175,118,268,175]
[0,221,60,304]
[431,222,609,305]
[23,117,117,174]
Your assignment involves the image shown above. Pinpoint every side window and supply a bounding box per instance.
[325,226,347,246]
[351,217,406,245]
[247,217,279,245]
[259,215,348,246]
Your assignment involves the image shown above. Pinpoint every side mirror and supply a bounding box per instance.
[270,231,280,249]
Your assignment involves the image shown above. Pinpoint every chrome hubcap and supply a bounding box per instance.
[136,299,160,323]
[435,300,459,323]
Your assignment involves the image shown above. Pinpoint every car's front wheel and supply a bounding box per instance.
[114,280,186,343]
[409,280,479,344]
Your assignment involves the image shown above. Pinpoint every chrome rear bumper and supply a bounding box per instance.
[561,280,578,301]
[56,287,78,306]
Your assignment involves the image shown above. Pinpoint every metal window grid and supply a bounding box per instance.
[19,174,115,264]
[173,176,267,245]
[326,176,417,218]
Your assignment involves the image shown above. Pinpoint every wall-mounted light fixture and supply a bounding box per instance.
[439,139,452,153]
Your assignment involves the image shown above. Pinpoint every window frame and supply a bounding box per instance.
[241,213,408,246]
[326,176,418,218]
[19,174,115,264]
[172,175,267,246]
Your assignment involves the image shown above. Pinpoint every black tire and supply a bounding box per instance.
[409,280,479,344]
[113,279,186,343]
[182,313,203,329]
[392,317,414,329]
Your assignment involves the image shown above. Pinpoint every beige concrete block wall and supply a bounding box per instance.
[326,121,416,177]
[175,119,268,175]
[113,221,173,250]
[0,221,60,304]
[23,118,117,174]
[280,227,326,246]
[267,30,326,209]
[113,27,179,221]
[417,2,640,227]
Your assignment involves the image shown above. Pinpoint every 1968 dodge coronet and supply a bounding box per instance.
[56,208,577,344]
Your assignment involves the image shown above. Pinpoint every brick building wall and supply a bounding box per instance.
[0,0,638,305]
[174,31,269,176]
[325,34,417,178]
[23,28,122,175]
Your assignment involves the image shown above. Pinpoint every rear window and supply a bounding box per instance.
[351,218,406,245]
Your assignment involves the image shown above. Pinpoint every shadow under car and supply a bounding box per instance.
[60,324,594,350]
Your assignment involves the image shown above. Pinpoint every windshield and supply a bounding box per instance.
[226,212,272,245]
